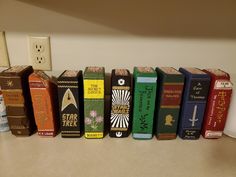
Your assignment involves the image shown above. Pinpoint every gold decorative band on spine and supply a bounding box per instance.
[6,104,24,107]
[163,83,184,86]
[0,76,20,79]
[160,105,180,108]
[8,116,27,119]
[10,126,30,129]
[112,86,130,90]
[58,85,79,88]
[2,89,23,92]
[58,81,78,84]
[111,128,128,131]
[61,131,80,133]
[61,134,80,136]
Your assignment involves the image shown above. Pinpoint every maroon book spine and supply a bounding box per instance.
[202,69,233,138]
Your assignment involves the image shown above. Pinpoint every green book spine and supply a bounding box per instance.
[132,67,157,139]
[83,67,105,139]
[155,67,184,140]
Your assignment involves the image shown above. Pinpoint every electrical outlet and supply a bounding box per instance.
[29,36,52,70]
[0,32,10,67]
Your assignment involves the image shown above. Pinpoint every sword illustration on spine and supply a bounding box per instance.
[189,105,198,127]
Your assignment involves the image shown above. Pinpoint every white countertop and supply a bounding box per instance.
[0,132,236,177]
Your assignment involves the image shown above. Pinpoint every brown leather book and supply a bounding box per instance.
[0,65,36,136]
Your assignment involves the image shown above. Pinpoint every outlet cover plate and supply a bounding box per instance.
[0,32,10,67]
[29,36,52,71]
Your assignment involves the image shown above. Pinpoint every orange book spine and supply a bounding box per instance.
[29,72,58,137]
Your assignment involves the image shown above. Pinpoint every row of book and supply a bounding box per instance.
[0,66,233,140]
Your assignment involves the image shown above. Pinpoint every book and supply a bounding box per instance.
[178,68,210,139]
[155,67,184,140]
[132,67,157,139]
[57,70,83,138]
[83,67,105,139]
[109,69,132,138]
[0,65,36,136]
[29,70,59,137]
[202,69,233,139]
[223,83,236,138]
[0,88,9,132]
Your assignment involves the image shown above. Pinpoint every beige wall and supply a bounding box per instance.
[0,0,236,76]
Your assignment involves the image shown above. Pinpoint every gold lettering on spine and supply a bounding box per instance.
[62,114,78,127]
[112,105,129,114]
[216,91,227,124]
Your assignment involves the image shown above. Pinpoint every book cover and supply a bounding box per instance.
[0,89,9,132]
[0,65,36,136]
[178,68,210,139]
[84,67,105,139]
[132,67,157,139]
[155,67,184,140]
[202,69,233,139]
[109,69,132,138]
[57,70,83,138]
[29,70,59,137]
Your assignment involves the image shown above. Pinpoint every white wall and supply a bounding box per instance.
[1,0,236,77]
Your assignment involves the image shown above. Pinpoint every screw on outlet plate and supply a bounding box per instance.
[29,36,52,70]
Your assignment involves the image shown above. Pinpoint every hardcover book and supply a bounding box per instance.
[0,66,36,136]
[0,88,9,132]
[29,70,59,137]
[57,70,83,138]
[155,67,184,140]
[110,69,132,138]
[132,67,157,139]
[84,67,105,139]
[202,69,233,139]
[178,68,210,139]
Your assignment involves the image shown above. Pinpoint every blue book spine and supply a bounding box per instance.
[178,68,210,139]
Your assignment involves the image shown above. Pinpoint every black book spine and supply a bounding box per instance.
[109,69,131,138]
[58,71,83,137]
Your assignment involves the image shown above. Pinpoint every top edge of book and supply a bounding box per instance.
[85,67,104,73]
[1,65,31,75]
[204,69,229,77]
[135,67,155,73]
[30,70,50,80]
[84,67,105,78]
[181,67,207,75]
[158,67,181,75]
[114,69,129,76]
[61,70,80,77]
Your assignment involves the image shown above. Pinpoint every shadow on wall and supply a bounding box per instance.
[14,0,236,38]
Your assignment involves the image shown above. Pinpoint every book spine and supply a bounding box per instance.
[58,79,81,137]
[29,80,57,137]
[0,91,9,132]
[202,79,233,138]
[110,74,131,138]
[132,76,157,139]
[0,76,35,136]
[179,78,210,139]
[156,81,184,140]
[84,78,104,138]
